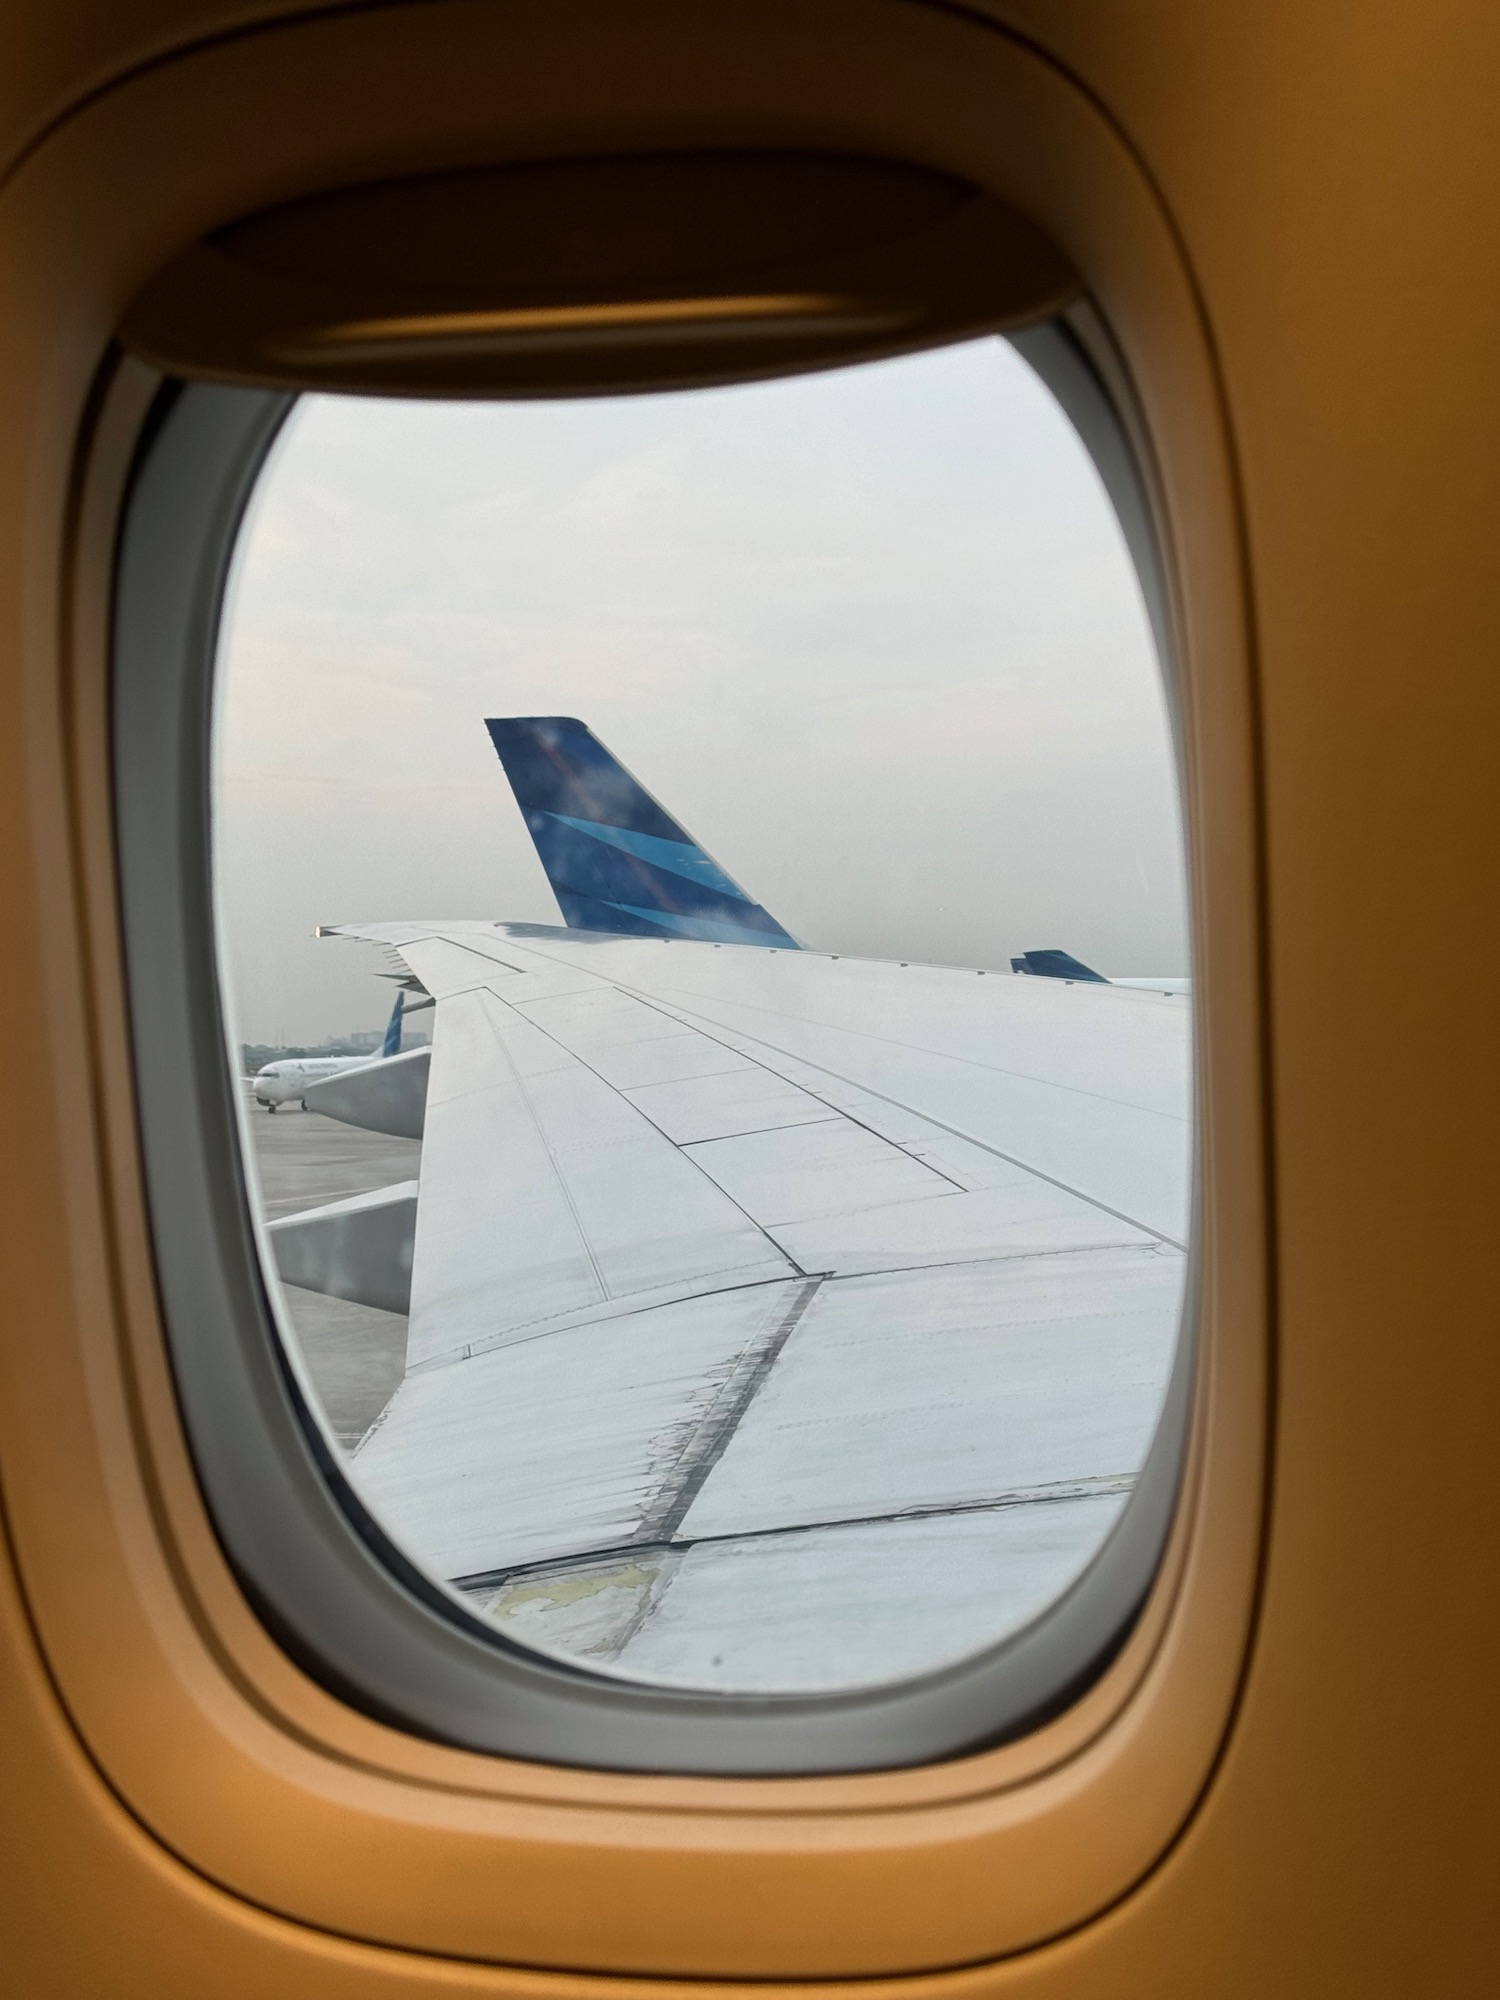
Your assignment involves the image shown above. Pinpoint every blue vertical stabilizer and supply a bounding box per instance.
[380,992,404,1057]
[486,717,799,948]
[1010,949,1110,983]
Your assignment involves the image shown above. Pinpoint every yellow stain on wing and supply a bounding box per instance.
[494,1563,657,1613]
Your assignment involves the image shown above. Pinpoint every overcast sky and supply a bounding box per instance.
[215,337,1187,1047]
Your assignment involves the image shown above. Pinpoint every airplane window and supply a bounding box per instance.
[213,337,1190,1698]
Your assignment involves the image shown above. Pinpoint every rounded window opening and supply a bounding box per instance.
[214,335,1190,1697]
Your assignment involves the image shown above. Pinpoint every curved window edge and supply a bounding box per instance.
[110,322,1197,1775]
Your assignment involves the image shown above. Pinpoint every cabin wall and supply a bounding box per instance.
[0,2,1494,1992]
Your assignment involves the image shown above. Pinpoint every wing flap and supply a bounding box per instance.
[355,1281,801,1578]
[675,1246,1181,1541]
[577,1493,1131,1692]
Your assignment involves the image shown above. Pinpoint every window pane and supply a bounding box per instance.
[215,338,1189,1694]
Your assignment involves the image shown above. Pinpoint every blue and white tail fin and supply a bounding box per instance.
[380,992,405,1057]
[1011,948,1110,983]
[486,717,799,949]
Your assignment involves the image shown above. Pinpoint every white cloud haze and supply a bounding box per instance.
[215,337,1187,1045]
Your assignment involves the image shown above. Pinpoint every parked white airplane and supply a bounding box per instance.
[251,992,407,1110]
[290,717,1190,1694]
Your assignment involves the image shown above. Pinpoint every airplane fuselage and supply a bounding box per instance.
[252,1054,379,1109]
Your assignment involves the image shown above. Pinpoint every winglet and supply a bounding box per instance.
[1011,948,1110,983]
[486,717,799,948]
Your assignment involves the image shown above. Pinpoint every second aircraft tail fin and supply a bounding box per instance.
[380,991,405,1057]
[486,717,799,948]
[1011,948,1110,983]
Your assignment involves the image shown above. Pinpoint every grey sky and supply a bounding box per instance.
[215,337,1187,1046]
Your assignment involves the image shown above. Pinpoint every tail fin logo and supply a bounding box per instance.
[486,717,799,948]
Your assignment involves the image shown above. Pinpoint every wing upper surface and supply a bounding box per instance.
[322,921,1188,1690]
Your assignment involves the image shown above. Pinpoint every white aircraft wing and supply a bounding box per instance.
[317,918,1188,1693]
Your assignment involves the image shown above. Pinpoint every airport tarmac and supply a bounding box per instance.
[242,1087,421,1449]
